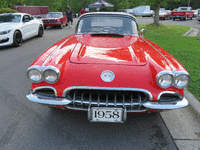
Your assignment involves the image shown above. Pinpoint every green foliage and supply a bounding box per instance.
[2,0,200,14]
[139,24,200,101]
[0,8,18,13]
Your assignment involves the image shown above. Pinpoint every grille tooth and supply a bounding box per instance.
[81,92,84,105]
[89,93,92,106]
[106,94,108,106]
[114,94,117,106]
[97,93,100,106]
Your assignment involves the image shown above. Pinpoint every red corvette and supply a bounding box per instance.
[42,12,67,29]
[27,12,190,123]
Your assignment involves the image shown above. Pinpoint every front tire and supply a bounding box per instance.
[60,23,63,29]
[13,31,22,47]
[37,25,44,37]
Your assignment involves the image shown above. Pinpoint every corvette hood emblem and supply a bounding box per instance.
[101,70,115,82]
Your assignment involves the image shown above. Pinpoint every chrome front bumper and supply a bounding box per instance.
[26,91,189,110]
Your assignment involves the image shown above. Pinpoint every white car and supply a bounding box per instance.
[0,13,44,47]
[194,9,200,18]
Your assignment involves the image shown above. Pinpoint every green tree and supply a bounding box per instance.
[146,0,180,25]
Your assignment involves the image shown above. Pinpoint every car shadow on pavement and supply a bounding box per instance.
[23,108,178,150]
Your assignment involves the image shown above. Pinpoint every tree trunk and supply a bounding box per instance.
[154,2,160,25]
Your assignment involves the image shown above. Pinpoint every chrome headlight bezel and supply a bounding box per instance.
[43,66,60,84]
[174,71,190,89]
[27,66,42,83]
[27,66,60,84]
[156,71,174,88]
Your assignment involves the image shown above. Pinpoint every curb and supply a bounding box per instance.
[183,28,199,36]
[183,29,200,119]
[184,89,200,119]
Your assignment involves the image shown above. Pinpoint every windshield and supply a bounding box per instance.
[46,13,62,18]
[76,15,138,35]
[160,10,168,13]
[0,14,21,23]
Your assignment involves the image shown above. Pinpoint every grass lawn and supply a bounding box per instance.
[138,24,200,101]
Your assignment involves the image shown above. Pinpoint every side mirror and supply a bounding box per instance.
[140,29,146,37]
[23,19,29,22]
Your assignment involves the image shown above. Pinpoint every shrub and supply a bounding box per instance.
[0,8,19,14]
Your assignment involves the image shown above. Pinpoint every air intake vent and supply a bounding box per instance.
[34,88,56,97]
[159,93,182,102]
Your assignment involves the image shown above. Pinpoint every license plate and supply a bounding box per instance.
[91,107,123,123]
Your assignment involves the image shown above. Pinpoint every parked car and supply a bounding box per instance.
[193,9,200,18]
[197,10,200,22]
[27,12,190,123]
[125,9,136,16]
[141,10,153,17]
[117,9,135,16]
[132,5,150,16]
[34,14,47,19]
[171,7,194,21]
[159,10,171,20]
[0,13,44,47]
[42,12,67,29]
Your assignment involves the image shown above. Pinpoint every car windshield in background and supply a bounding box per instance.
[76,16,138,35]
[160,10,168,13]
[0,14,21,23]
[46,13,62,18]
[179,8,188,11]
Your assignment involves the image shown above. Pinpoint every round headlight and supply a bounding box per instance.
[157,74,173,88]
[44,69,59,83]
[27,69,42,83]
[174,74,190,89]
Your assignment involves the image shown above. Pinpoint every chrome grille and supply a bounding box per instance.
[64,88,150,112]
[43,20,55,24]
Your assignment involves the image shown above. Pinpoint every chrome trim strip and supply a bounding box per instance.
[62,86,153,100]
[80,12,137,21]
[143,97,188,109]
[141,37,176,73]
[32,86,58,97]
[42,38,70,67]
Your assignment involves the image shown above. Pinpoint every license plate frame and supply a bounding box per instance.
[89,107,126,123]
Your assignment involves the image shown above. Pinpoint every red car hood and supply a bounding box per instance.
[70,34,147,66]
[42,17,60,20]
